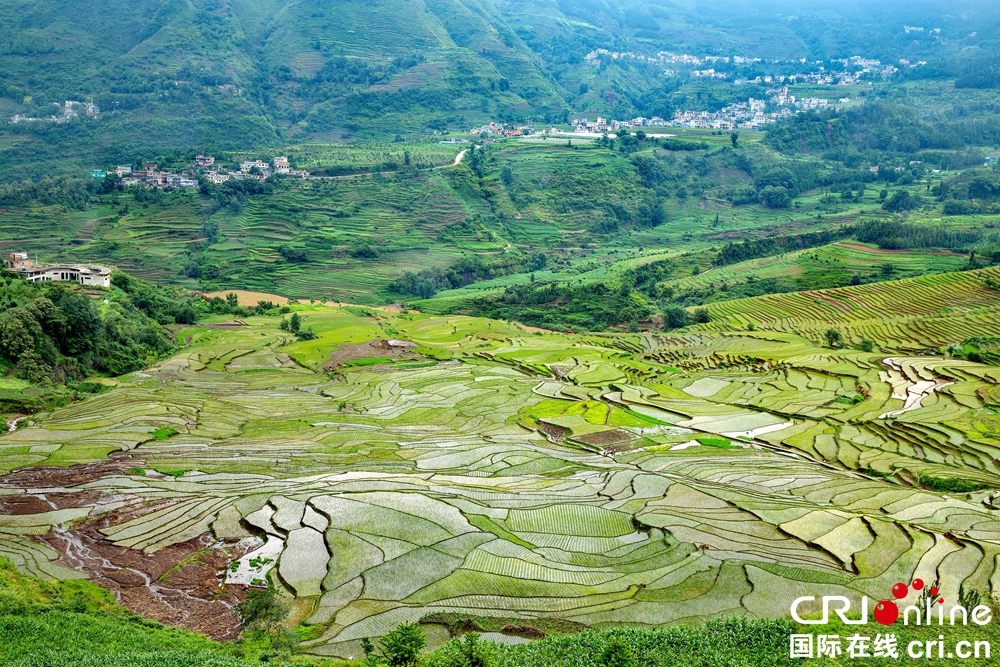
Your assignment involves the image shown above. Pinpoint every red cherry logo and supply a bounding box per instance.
[938,598,944,604]
[912,578,924,590]
[874,600,899,625]
[891,583,908,599]
[930,586,939,596]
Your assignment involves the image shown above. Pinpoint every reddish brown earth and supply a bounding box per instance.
[323,338,421,372]
[42,520,251,641]
[575,428,637,447]
[1,456,252,641]
[0,456,133,489]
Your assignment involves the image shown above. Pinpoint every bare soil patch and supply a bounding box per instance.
[202,290,289,306]
[575,428,638,448]
[324,338,421,372]
[537,422,571,441]
[1,456,251,641]
[0,457,133,489]
[43,515,251,641]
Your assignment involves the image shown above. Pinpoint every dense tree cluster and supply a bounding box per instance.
[955,55,1000,90]
[0,272,189,384]
[473,280,650,332]
[881,190,922,212]
[0,175,114,210]
[936,171,1000,215]
[391,252,548,299]
[853,219,981,250]
[715,230,848,266]
[766,104,964,157]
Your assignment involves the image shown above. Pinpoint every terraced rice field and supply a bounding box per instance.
[4,297,1000,654]
[699,265,1000,351]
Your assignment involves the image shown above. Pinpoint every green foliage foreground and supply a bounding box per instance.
[0,550,797,667]
[0,557,256,667]
[424,618,794,667]
[0,550,799,667]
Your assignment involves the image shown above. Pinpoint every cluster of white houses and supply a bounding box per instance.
[11,100,100,124]
[583,49,905,82]
[94,155,310,189]
[468,121,537,137]
[5,253,111,289]
[570,89,840,133]
[202,155,309,184]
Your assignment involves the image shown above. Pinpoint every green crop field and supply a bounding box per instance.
[4,278,1000,658]
[2,133,988,315]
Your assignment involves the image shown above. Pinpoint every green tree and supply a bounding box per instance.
[459,632,494,667]
[15,350,52,384]
[361,637,381,667]
[58,294,100,354]
[882,190,920,212]
[0,310,40,357]
[526,252,547,271]
[662,306,689,330]
[233,588,289,644]
[379,622,426,667]
[730,131,740,147]
[824,328,843,348]
[26,297,63,336]
[500,166,513,187]
[600,637,638,667]
[203,220,219,242]
[289,312,301,333]
[417,280,436,299]
[226,292,239,308]
[760,185,791,209]
[859,339,875,353]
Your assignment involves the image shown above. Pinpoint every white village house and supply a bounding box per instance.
[5,252,112,288]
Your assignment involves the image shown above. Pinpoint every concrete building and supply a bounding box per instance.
[6,253,112,288]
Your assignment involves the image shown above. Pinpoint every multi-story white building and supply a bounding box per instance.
[5,253,112,288]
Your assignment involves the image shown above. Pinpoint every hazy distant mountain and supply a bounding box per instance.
[0,0,998,177]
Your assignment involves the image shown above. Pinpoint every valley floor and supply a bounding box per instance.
[3,271,1000,658]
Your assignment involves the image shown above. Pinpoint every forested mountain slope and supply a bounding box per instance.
[4,0,1000,178]
[0,0,565,178]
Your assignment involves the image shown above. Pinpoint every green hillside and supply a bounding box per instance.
[0,0,572,180]
[4,0,1000,178]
